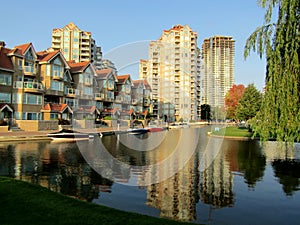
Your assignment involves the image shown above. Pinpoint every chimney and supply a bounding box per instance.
[0,41,6,47]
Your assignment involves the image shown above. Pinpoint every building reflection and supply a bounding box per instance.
[146,155,199,222]
[0,131,299,223]
[199,138,234,208]
[0,141,105,202]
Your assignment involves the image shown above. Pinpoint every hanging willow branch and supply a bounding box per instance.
[244,0,300,143]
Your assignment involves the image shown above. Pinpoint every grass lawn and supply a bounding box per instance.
[212,126,255,138]
[0,177,192,225]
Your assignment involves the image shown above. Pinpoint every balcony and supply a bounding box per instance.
[14,81,44,94]
[115,95,123,103]
[104,94,114,102]
[143,99,151,106]
[65,88,80,98]
[94,92,104,101]
[132,99,138,105]
[23,66,36,76]
[53,72,64,81]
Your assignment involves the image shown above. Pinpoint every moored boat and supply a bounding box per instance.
[147,125,167,132]
[48,129,90,142]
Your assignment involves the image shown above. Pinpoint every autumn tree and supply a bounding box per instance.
[244,0,300,142]
[236,84,262,121]
[225,84,245,119]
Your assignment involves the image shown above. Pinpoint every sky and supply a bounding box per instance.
[1,0,267,90]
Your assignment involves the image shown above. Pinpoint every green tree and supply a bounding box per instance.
[236,84,262,121]
[244,0,300,142]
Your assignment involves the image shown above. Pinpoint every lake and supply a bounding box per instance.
[0,126,299,225]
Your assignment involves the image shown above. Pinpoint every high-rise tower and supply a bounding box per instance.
[140,25,201,122]
[51,22,102,67]
[201,36,235,108]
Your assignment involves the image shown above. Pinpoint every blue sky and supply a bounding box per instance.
[1,0,266,90]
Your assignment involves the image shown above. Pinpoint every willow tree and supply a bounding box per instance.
[244,0,300,142]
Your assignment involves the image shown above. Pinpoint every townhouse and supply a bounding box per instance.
[0,41,152,130]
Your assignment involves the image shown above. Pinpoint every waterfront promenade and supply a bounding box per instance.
[0,127,122,142]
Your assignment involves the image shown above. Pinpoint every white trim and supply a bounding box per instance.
[0,104,13,112]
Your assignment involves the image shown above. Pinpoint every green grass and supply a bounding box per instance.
[212,126,255,138]
[0,177,192,225]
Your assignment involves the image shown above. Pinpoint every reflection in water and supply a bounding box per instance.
[0,128,299,224]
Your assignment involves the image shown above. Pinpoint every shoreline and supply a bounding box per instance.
[209,133,260,141]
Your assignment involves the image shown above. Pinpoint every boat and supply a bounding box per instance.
[168,122,190,130]
[47,129,91,142]
[146,125,167,132]
[127,128,148,135]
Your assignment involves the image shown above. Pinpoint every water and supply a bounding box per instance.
[0,126,299,225]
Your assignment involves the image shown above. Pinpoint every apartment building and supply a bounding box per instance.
[201,36,235,108]
[51,22,102,68]
[140,25,201,122]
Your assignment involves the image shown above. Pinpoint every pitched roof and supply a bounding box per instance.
[41,103,73,114]
[13,43,33,55]
[132,80,144,88]
[116,74,130,84]
[74,105,99,114]
[37,50,70,68]
[68,61,90,73]
[0,47,14,71]
[0,103,14,112]
[95,68,113,79]
[37,50,59,62]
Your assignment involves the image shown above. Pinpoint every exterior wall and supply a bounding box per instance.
[0,126,9,132]
[16,120,58,131]
[74,119,95,129]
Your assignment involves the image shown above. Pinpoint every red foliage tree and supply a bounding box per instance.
[225,84,245,119]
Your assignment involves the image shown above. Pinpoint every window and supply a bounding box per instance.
[51,81,63,91]
[12,93,22,104]
[50,113,58,119]
[24,49,34,61]
[18,59,23,69]
[46,65,51,76]
[0,92,11,103]
[79,74,83,83]
[0,74,12,86]
[107,91,114,99]
[84,87,93,96]
[25,112,41,120]
[22,94,42,105]
[107,80,114,89]
[53,65,63,78]
[64,98,78,107]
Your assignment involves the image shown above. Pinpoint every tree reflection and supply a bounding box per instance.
[236,141,266,188]
[272,159,300,196]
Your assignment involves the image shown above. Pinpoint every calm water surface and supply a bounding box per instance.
[0,126,299,225]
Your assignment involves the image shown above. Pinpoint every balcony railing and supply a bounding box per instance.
[23,66,36,76]
[14,81,44,93]
[65,88,80,97]
[115,96,123,103]
[94,92,104,100]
